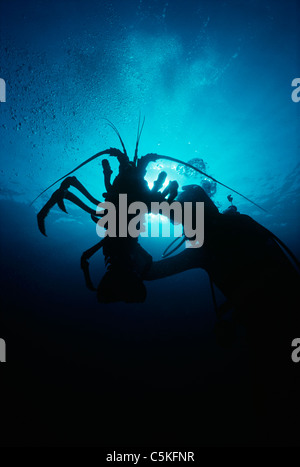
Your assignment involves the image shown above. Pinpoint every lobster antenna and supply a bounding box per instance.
[103,118,128,158]
[140,154,267,212]
[134,114,145,166]
[163,155,267,212]
[133,113,141,166]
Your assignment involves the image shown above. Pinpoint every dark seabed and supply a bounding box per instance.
[0,0,300,447]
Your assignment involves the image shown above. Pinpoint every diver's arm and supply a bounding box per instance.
[143,247,207,281]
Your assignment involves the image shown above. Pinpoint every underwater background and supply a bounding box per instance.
[1,0,299,446]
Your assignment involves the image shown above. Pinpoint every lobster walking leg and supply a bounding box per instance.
[37,176,102,236]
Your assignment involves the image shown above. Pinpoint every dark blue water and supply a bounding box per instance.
[1,0,299,447]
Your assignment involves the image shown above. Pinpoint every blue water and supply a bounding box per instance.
[1,0,299,446]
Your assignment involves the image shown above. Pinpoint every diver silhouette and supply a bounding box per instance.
[143,185,300,348]
[144,185,299,314]
[141,184,300,441]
